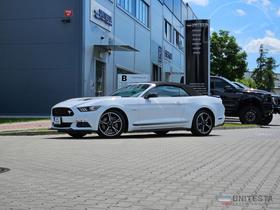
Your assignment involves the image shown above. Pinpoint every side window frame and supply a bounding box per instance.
[144,85,189,97]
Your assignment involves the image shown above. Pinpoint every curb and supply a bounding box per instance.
[0,125,260,136]
[0,129,60,136]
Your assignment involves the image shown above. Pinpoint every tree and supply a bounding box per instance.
[211,30,248,80]
[252,45,278,91]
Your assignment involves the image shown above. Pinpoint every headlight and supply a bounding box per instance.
[78,106,101,112]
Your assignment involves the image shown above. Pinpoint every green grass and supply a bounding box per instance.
[0,118,48,124]
[222,123,257,128]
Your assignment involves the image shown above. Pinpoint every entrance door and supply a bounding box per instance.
[95,61,106,96]
[152,64,162,81]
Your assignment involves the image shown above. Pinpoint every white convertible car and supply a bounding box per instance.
[51,82,225,138]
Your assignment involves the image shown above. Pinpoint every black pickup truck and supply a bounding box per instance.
[210,76,274,125]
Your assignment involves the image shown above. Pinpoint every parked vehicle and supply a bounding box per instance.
[234,81,280,115]
[51,82,225,138]
[210,76,274,125]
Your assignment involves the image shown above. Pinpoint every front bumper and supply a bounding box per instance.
[51,107,103,132]
[261,102,274,115]
[273,105,280,114]
[215,116,225,127]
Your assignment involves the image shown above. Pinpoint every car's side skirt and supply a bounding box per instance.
[132,121,188,127]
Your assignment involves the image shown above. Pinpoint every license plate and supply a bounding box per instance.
[53,117,61,125]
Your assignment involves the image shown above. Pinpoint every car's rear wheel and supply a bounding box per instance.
[97,110,125,138]
[260,114,273,125]
[191,110,214,136]
[67,131,87,138]
[154,130,169,136]
[239,106,261,124]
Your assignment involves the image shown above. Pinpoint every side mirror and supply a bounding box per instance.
[144,93,158,99]
[224,85,234,92]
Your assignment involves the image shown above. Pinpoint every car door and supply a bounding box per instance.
[211,78,240,115]
[132,85,187,130]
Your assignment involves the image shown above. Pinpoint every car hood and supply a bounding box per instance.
[53,96,121,108]
[241,88,271,96]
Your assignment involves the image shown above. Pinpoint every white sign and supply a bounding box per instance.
[90,1,112,32]
[117,74,150,89]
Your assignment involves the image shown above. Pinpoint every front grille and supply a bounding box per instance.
[53,122,72,128]
[77,122,91,128]
[52,108,74,116]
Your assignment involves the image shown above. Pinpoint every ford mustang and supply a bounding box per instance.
[51,82,225,138]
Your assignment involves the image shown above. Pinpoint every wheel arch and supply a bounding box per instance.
[238,98,261,113]
[102,107,129,132]
[192,107,215,126]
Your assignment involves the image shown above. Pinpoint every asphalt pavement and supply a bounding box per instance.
[0,116,280,210]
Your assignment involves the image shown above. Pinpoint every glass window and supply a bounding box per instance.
[112,84,150,97]
[136,0,149,26]
[214,79,228,91]
[173,0,181,19]
[117,0,135,15]
[146,85,189,97]
[174,29,183,49]
[118,0,149,27]
[164,20,172,43]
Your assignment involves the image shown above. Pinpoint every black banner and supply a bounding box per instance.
[185,19,210,95]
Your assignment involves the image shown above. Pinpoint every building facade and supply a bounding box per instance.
[0,0,196,116]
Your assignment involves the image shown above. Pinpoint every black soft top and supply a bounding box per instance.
[152,82,201,96]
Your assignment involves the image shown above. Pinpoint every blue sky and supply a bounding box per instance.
[185,0,280,73]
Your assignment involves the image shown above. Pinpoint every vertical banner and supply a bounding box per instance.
[185,19,210,95]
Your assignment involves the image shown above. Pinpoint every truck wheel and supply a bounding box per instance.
[260,114,273,125]
[239,106,261,124]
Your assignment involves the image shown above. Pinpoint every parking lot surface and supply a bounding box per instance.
[1,116,280,210]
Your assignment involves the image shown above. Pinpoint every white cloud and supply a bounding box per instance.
[265,30,275,37]
[244,0,270,7]
[236,9,246,16]
[245,36,280,53]
[186,0,209,6]
[261,0,270,7]
[244,0,258,4]
[277,8,280,16]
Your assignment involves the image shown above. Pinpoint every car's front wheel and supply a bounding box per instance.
[191,110,214,136]
[97,110,126,138]
[67,131,87,138]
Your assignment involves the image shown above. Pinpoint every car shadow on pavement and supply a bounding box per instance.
[45,133,220,141]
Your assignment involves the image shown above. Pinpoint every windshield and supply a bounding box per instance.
[221,77,243,89]
[111,84,150,97]
[234,82,250,89]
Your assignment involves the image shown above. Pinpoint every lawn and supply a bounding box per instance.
[0,118,48,124]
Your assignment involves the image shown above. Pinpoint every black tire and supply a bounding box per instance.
[239,106,261,124]
[97,110,126,138]
[67,131,87,138]
[260,114,273,125]
[154,130,169,136]
[191,110,214,136]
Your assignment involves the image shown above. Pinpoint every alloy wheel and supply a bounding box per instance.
[98,112,123,137]
[196,112,213,135]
